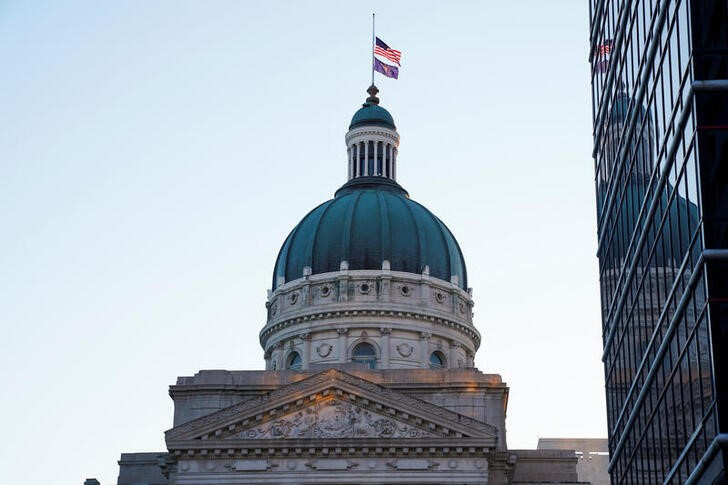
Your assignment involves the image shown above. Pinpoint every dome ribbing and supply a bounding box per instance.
[272,178,467,290]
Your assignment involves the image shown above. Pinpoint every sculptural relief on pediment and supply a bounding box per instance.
[232,399,436,439]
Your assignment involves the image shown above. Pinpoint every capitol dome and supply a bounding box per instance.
[272,176,468,290]
[261,85,478,372]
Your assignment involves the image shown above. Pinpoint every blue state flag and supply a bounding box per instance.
[373,57,399,79]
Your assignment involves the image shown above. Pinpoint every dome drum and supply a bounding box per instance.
[261,268,478,371]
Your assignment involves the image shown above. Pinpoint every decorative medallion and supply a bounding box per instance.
[316,343,333,358]
[435,291,446,303]
[319,285,332,298]
[399,285,412,296]
[289,292,299,305]
[396,343,414,357]
[458,302,465,314]
[270,302,278,316]
[359,282,372,294]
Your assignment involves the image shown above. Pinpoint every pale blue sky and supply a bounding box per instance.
[0,2,603,483]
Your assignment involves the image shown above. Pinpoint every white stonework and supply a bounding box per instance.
[262,267,478,371]
[164,368,505,484]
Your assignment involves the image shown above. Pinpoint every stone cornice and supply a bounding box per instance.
[345,127,399,145]
[168,368,507,398]
[167,438,495,458]
[260,307,481,349]
[270,269,470,299]
[166,369,497,442]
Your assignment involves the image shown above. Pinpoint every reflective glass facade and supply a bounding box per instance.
[588,1,728,483]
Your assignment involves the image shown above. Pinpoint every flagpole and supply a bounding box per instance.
[371,13,375,86]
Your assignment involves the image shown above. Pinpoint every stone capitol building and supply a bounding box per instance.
[109,86,606,485]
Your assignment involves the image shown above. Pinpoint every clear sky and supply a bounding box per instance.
[0,2,604,483]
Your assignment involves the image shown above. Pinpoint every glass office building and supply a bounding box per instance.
[588,1,728,483]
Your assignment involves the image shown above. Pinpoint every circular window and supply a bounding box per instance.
[359,283,371,294]
[289,292,298,304]
[435,292,446,303]
[400,285,411,296]
[320,285,331,297]
[352,342,377,369]
[429,351,446,369]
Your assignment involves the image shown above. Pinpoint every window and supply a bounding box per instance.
[352,342,377,369]
[286,351,302,370]
[429,351,446,369]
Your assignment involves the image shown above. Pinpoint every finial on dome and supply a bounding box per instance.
[366,85,380,105]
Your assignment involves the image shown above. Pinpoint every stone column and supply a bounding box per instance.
[301,333,312,370]
[373,141,379,175]
[380,327,391,368]
[337,261,349,302]
[392,148,397,180]
[449,340,461,369]
[276,341,285,370]
[337,328,349,363]
[364,142,369,176]
[380,260,391,302]
[301,267,311,306]
[353,144,359,177]
[420,332,431,368]
[346,145,354,180]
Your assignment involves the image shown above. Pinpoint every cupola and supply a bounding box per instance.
[345,85,400,180]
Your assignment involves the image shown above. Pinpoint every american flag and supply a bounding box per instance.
[598,39,613,58]
[374,37,402,66]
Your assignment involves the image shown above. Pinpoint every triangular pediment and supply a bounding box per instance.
[166,368,497,445]
[229,395,438,440]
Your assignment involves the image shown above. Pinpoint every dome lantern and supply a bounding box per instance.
[346,85,400,181]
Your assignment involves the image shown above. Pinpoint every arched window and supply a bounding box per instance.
[286,351,302,370]
[352,342,377,369]
[429,351,446,369]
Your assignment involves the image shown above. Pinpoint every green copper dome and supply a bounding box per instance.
[273,177,467,290]
[349,102,396,130]
[348,85,396,130]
